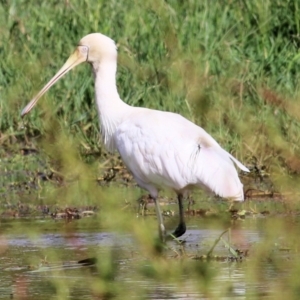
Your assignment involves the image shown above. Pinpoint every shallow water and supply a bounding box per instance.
[0,215,294,299]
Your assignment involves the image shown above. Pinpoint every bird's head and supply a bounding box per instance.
[21,33,117,117]
[79,33,117,65]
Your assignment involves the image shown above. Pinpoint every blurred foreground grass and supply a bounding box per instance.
[1,0,300,299]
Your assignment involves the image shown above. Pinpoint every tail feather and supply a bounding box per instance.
[194,147,247,201]
[229,153,250,172]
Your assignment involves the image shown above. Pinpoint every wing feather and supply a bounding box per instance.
[114,109,248,201]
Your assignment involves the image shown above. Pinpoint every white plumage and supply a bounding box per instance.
[22,33,249,241]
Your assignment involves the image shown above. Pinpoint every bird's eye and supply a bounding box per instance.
[80,46,89,54]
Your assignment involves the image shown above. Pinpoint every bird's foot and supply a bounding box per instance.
[170,222,186,239]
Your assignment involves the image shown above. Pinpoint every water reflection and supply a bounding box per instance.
[0,217,293,299]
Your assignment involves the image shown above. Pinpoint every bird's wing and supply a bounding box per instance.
[114,109,247,200]
[190,145,246,200]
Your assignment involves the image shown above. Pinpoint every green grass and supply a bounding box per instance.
[1,1,300,299]
[1,0,300,193]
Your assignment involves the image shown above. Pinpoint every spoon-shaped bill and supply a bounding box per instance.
[21,46,88,117]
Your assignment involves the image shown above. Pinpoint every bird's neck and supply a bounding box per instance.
[93,59,129,152]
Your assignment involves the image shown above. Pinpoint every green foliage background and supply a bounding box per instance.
[1,1,300,299]
[1,1,300,183]
[2,0,300,193]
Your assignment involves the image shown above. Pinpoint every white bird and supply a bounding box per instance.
[21,33,249,241]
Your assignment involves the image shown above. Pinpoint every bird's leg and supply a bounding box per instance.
[152,197,166,242]
[171,194,186,238]
[137,195,148,217]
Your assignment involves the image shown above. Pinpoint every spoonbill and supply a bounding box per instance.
[21,33,249,241]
